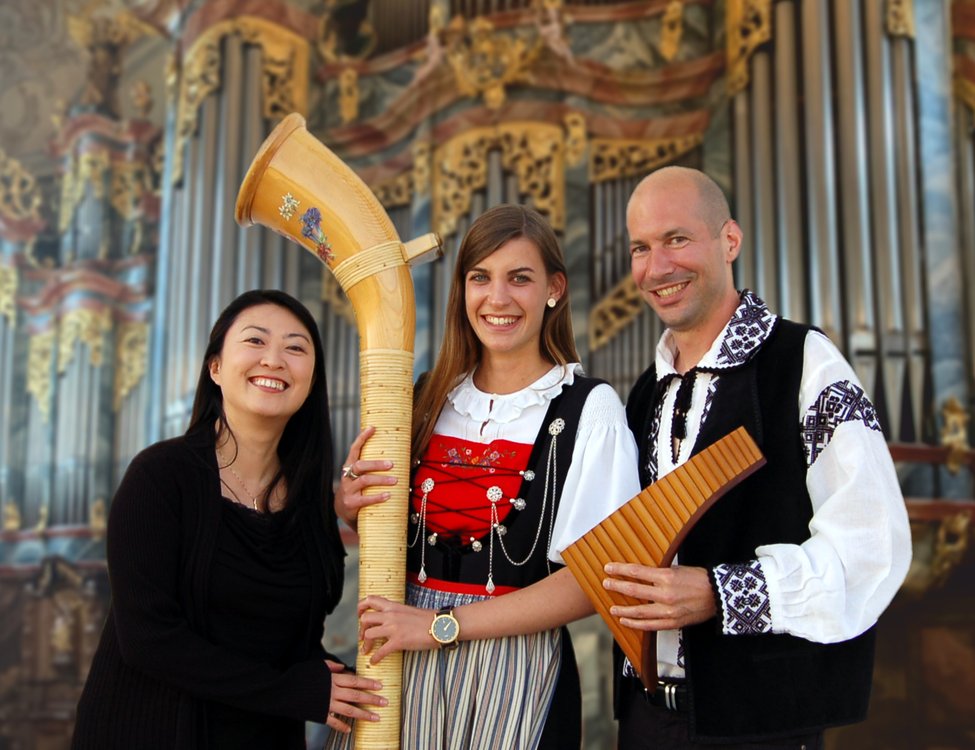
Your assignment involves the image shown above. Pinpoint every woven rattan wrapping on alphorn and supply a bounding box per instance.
[235,113,441,750]
[562,426,765,690]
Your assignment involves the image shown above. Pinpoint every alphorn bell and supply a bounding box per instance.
[235,112,441,750]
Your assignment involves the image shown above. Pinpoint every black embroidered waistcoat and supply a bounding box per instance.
[620,319,876,742]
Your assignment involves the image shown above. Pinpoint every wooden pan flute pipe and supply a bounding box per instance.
[561,426,765,692]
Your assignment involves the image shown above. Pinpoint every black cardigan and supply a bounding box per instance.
[72,428,344,749]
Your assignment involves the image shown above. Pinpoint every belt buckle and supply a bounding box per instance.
[644,680,680,711]
[661,681,678,711]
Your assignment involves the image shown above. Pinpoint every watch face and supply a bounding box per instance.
[432,614,458,643]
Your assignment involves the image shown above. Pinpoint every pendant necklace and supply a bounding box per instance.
[216,447,263,511]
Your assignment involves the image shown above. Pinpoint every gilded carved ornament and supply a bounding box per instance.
[930,512,970,587]
[589,276,644,352]
[110,162,153,254]
[113,321,149,410]
[536,0,574,65]
[59,150,110,235]
[35,505,49,533]
[941,396,972,474]
[3,502,20,532]
[446,16,542,110]
[89,498,107,537]
[27,330,56,423]
[660,0,685,62]
[316,1,377,64]
[67,10,159,117]
[413,3,447,84]
[0,148,43,225]
[433,123,565,238]
[589,133,703,183]
[563,112,587,168]
[173,18,309,185]
[58,307,113,375]
[886,0,915,38]
[373,172,413,209]
[726,0,772,96]
[0,267,16,328]
[130,80,154,118]
[413,141,432,196]
[338,67,360,125]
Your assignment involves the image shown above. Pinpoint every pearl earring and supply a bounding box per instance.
[547,297,557,308]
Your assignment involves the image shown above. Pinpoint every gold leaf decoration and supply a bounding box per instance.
[433,123,565,238]
[726,0,772,96]
[446,16,541,110]
[3,502,20,531]
[563,112,587,168]
[27,330,56,422]
[0,148,42,224]
[373,172,413,209]
[0,266,16,327]
[339,67,360,125]
[589,134,703,183]
[660,0,685,62]
[589,275,644,351]
[173,18,309,184]
[59,151,110,234]
[886,0,915,38]
[113,321,149,410]
[58,308,113,375]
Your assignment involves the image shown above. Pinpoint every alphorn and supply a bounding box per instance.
[235,113,441,750]
[561,426,765,691]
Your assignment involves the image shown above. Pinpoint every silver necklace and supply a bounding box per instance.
[216,447,262,511]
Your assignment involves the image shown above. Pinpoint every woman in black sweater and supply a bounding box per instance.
[72,290,385,749]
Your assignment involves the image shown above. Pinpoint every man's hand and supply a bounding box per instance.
[602,563,717,631]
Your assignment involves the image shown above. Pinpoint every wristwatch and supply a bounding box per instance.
[429,607,460,650]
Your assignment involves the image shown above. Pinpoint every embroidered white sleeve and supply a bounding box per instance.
[754,331,912,643]
[714,560,773,635]
[549,383,641,563]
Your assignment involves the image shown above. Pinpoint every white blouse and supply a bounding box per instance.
[439,363,642,563]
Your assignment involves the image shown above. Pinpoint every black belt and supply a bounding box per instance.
[643,680,688,712]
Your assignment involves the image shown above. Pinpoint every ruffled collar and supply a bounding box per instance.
[447,363,583,424]
[656,289,778,378]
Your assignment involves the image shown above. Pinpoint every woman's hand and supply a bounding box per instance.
[357,596,441,665]
[324,659,387,735]
[335,426,397,529]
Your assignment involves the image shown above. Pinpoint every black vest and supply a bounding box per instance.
[620,319,876,742]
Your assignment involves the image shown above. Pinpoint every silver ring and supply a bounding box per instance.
[328,711,337,719]
[342,464,360,480]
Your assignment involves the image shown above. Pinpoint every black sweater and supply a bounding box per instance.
[72,429,343,749]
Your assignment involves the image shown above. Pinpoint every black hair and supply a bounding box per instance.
[187,289,344,611]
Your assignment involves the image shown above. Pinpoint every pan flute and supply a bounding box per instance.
[561,426,765,690]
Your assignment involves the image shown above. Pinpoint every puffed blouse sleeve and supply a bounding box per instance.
[548,383,642,564]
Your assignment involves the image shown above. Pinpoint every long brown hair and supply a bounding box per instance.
[411,204,578,458]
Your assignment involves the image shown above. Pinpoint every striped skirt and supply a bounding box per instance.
[400,582,563,750]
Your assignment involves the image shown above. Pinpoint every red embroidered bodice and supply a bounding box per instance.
[410,435,533,543]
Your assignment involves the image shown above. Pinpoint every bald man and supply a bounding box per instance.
[603,167,911,749]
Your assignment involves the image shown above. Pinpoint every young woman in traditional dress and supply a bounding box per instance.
[337,205,641,749]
